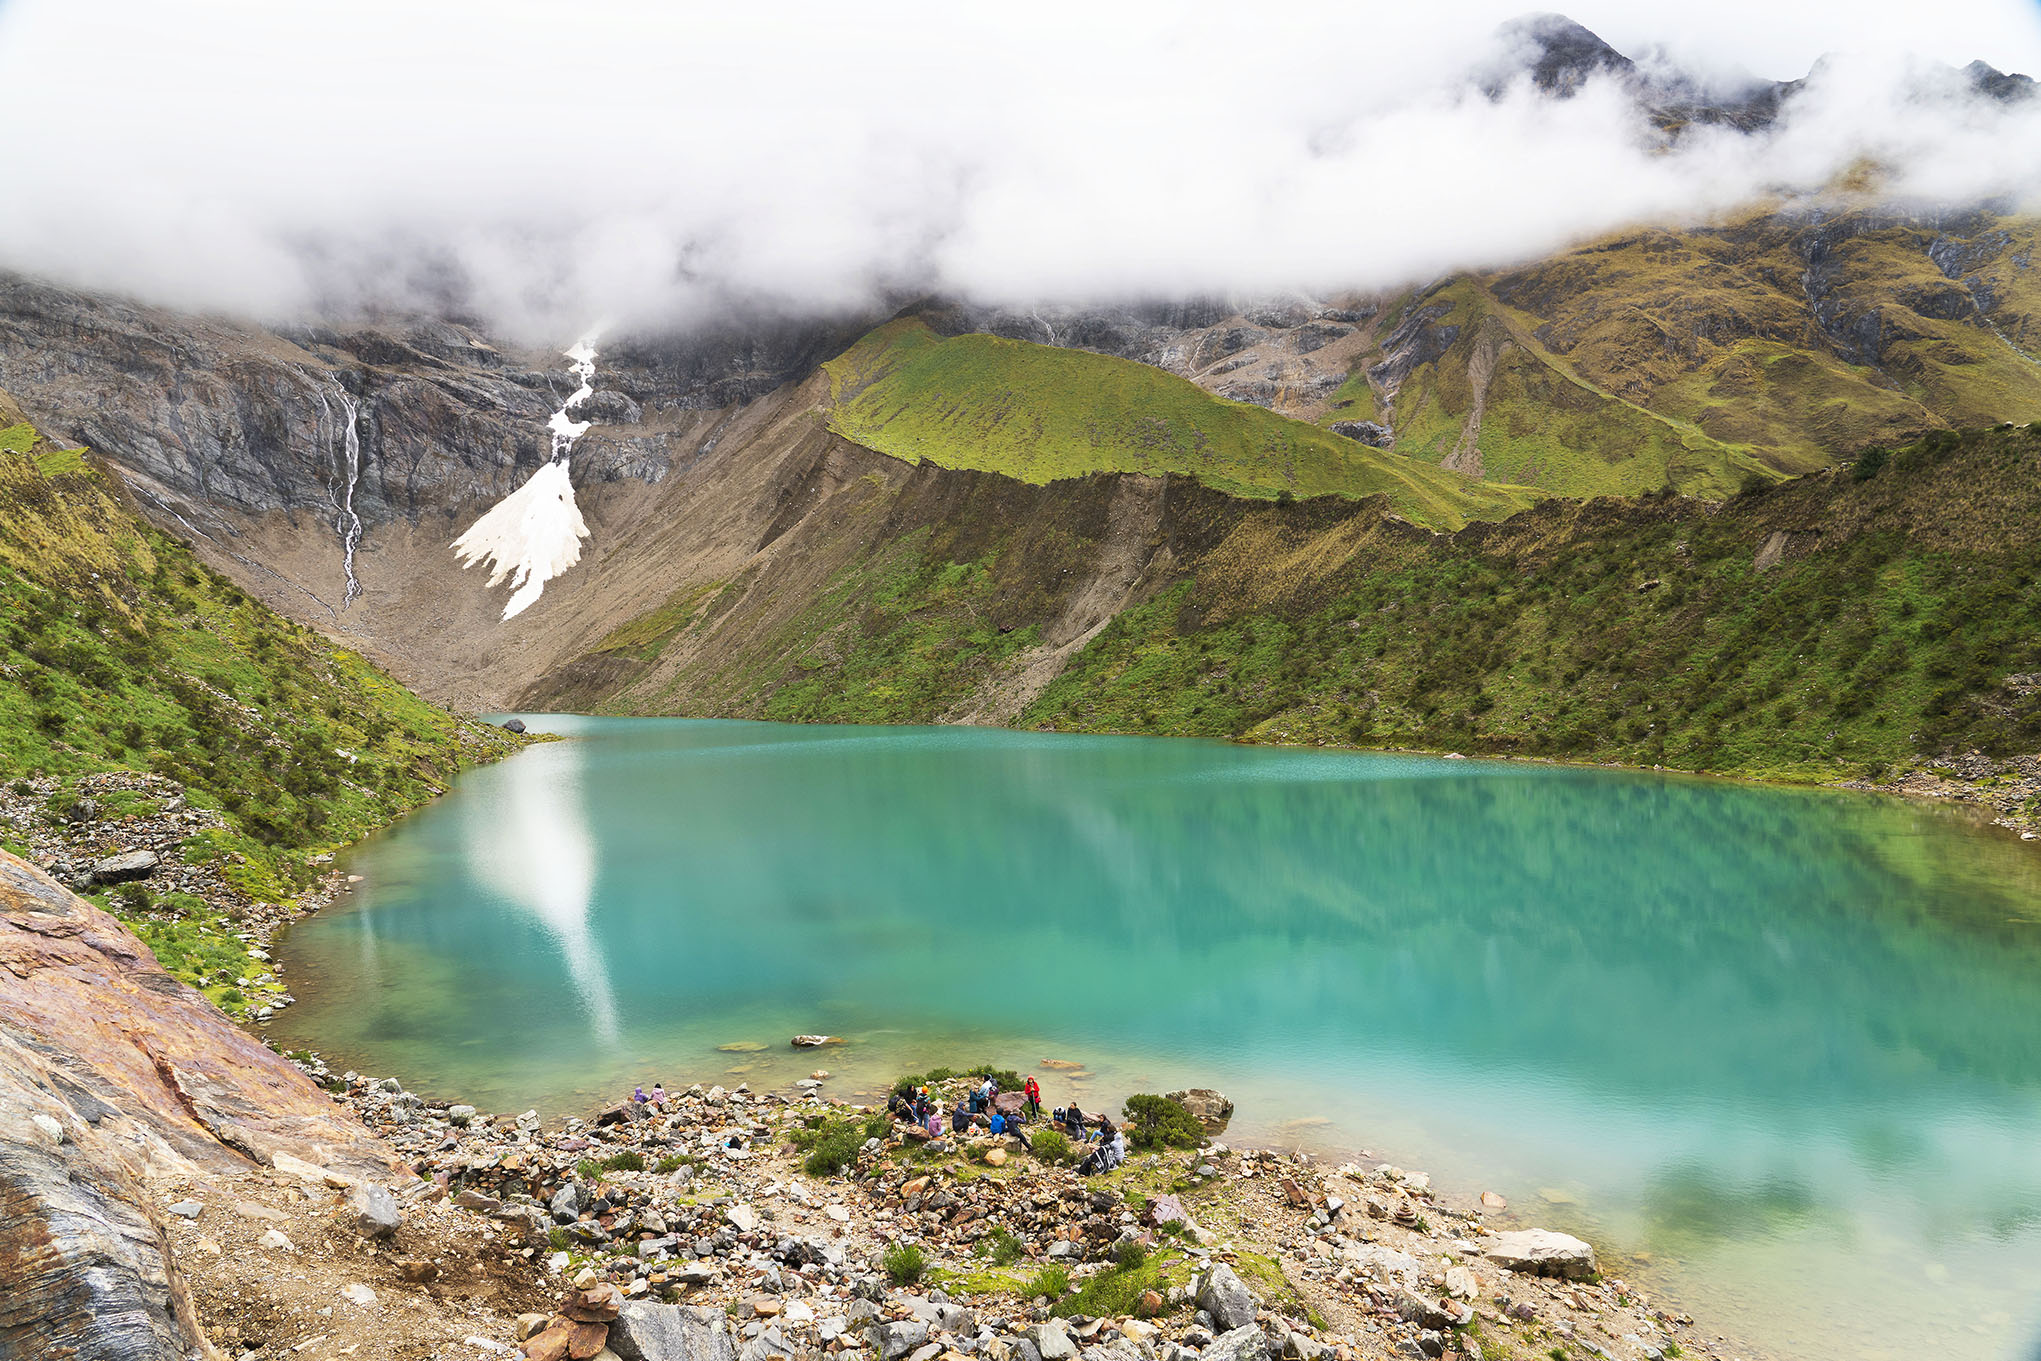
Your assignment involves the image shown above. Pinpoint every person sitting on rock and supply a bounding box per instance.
[650,1083,666,1107]
[952,1100,974,1134]
[633,1085,648,1105]
[968,1085,987,1115]
[1061,1101,1085,1137]
[988,1109,1006,1136]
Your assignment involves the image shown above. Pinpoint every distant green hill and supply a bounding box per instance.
[824,318,1538,531]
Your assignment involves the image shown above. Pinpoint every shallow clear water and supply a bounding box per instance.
[272,717,2041,1361]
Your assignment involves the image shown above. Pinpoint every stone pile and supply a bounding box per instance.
[279,1058,1704,1361]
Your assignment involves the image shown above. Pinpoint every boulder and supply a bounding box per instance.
[1202,1326,1273,1361]
[608,1302,741,1361]
[1484,1228,1596,1280]
[346,1182,401,1239]
[502,718,528,734]
[88,849,159,885]
[1164,1089,1233,1135]
[1026,1321,1078,1361]
[1195,1263,1258,1331]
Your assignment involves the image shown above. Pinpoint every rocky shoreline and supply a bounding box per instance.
[7,765,1750,1361]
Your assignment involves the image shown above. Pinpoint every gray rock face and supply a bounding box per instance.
[550,1181,583,1223]
[346,1182,401,1240]
[1484,1228,1597,1280]
[1328,420,1393,448]
[87,850,159,885]
[1201,1326,1274,1361]
[0,274,875,546]
[1196,1263,1259,1332]
[609,1302,742,1361]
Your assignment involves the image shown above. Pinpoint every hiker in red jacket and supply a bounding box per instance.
[1023,1075,1042,1121]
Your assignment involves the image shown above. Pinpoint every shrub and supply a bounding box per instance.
[1852,446,1889,482]
[1121,1094,1203,1151]
[1030,1130,1075,1165]
[1023,1264,1070,1301]
[796,1115,873,1176]
[1113,1239,1149,1270]
[984,1229,1026,1266]
[600,1150,646,1173]
[575,1159,603,1182]
[882,1243,926,1286]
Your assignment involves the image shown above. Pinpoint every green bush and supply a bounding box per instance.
[984,1229,1027,1266]
[1113,1239,1149,1270]
[795,1114,878,1176]
[1852,445,1889,481]
[1030,1130,1075,1165]
[1023,1264,1070,1301]
[883,1243,926,1286]
[600,1150,646,1173]
[1121,1094,1203,1151]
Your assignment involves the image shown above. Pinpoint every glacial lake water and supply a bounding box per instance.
[271,717,2041,1361]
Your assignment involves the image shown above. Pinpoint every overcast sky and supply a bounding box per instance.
[1,0,2037,338]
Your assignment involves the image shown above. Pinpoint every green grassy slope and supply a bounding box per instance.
[1333,211,2041,498]
[0,408,523,1003]
[1026,425,2041,784]
[825,318,1537,531]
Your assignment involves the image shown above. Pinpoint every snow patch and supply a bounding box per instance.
[453,339,599,621]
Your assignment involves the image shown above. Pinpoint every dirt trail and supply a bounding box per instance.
[947,475,1171,726]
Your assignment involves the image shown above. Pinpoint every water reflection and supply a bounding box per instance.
[462,737,619,1043]
[274,718,2041,1360]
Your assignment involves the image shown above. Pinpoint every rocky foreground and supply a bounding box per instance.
[216,1061,1713,1361]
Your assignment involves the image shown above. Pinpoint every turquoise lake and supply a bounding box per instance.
[270,717,2041,1361]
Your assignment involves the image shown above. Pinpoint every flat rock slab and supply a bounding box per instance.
[1484,1228,1597,1280]
[88,849,159,883]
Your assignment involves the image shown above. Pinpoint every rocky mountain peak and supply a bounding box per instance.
[1493,12,1637,97]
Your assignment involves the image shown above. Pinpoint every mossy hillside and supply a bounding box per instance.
[824,319,1537,530]
[0,414,523,1001]
[1335,212,2041,495]
[1025,425,2041,784]
[1363,287,1775,499]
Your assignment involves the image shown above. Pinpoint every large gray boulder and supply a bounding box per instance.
[345,1182,401,1239]
[609,1302,741,1361]
[1196,1263,1259,1331]
[1202,1326,1274,1361]
[88,850,159,885]
[1483,1229,1597,1280]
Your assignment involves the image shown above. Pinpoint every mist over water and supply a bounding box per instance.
[273,718,2041,1361]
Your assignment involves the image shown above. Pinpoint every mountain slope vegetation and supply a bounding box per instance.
[0,396,522,901]
[1329,208,2041,497]
[824,318,1537,529]
[558,422,2041,791]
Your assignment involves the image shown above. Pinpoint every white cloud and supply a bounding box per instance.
[0,0,2037,338]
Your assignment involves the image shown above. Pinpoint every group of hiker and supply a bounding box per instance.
[625,1070,1130,1177]
[886,1071,1128,1176]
